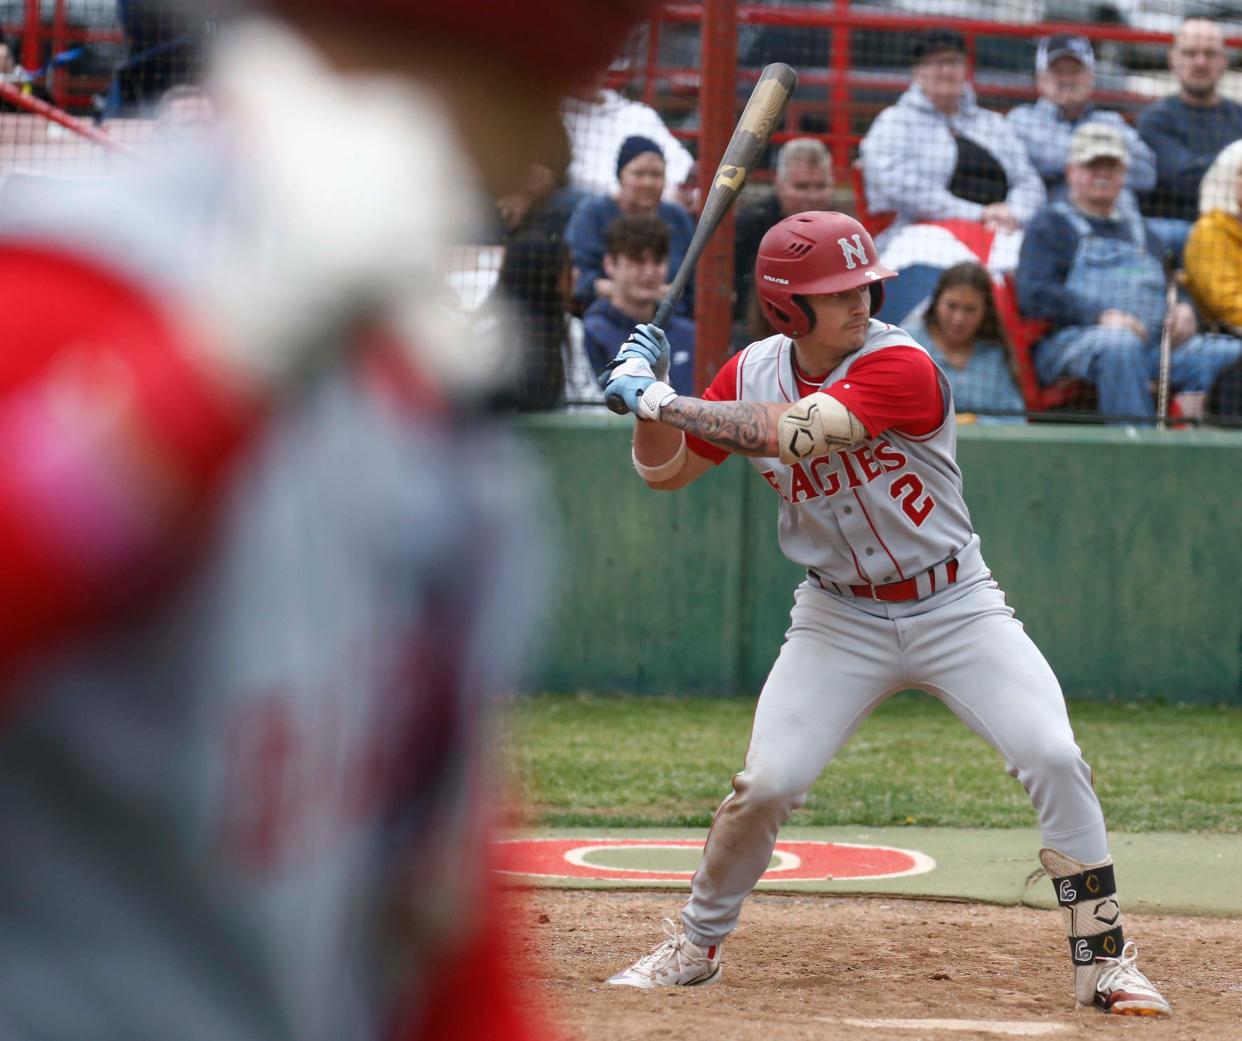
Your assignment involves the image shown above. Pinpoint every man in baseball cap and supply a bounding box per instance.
[1017,121,1242,420]
[1037,32,1096,73]
[1069,121,1128,166]
[859,23,1045,236]
[1007,33,1155,210]
[599,207,1172,1017]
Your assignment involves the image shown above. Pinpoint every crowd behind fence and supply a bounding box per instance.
[4,1,1242,425]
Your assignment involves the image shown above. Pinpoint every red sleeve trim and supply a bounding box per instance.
[0,244,260,675]
[685,349,745,465]
[822,346,944,439]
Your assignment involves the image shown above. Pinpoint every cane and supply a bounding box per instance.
[1156,276,1178,430]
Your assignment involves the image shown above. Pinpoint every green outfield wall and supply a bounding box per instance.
[523,415,1242,703]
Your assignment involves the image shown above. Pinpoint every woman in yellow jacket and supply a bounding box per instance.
[1184,140,1242,334]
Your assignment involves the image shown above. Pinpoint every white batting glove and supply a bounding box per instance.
[619,323,671,381]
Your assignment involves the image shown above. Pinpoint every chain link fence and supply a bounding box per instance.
[3,1,1242,423]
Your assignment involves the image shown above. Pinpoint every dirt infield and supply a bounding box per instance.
[517,890,1242,1041]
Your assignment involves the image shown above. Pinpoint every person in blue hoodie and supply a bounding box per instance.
[583,213,695,394]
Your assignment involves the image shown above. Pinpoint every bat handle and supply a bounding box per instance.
[651,298,675,331]
[604,297,676,415]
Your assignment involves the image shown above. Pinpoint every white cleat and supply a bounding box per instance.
[607,918,723,989]
[1092,942,1172,1017]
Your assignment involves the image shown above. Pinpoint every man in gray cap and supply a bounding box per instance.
[1016,123,1241,421]
[1006,33,1155,211]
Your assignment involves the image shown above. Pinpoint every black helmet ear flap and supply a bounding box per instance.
[869,282,885,316]
[794,295,817,334]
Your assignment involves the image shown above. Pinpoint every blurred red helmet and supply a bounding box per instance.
[755,211,896,339]
[260,0,658,90]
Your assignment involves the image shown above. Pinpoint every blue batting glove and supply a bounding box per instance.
[600,355,656,415]
[618,323,671,376]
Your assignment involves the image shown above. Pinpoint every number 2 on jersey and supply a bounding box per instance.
[889,473,935,527]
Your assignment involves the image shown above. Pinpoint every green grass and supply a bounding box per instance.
[502,692,1242,832]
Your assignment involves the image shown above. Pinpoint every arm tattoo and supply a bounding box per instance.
[660,398,780,457]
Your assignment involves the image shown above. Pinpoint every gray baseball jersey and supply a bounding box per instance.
[729,323,973,584]
[0,21,538,1041]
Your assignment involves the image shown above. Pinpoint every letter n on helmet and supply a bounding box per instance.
[754,212,897,338]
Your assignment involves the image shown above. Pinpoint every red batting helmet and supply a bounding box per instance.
[260,1,658,90]
[755,212,896,339]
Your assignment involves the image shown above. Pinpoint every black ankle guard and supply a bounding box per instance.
[1050,863,1125,965]
[1050,864,1116,907]
[1069,926,1124,964]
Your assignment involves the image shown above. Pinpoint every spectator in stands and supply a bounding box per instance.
[156,85,216,134]
[562,79,694,203]
[733,138,835,324]
[484,230,572,411]
[905,262,1026,423]
[493,122,584,242]
[1017,124,1242,421]
[675,161,701,218]
[1007,34,1155,215]
[0,31,16,76]
[1138,19,1242,263]
[1207,356,1242,420]
[583,214,695,394]
[859,28,1044,239]
[1184,140,1242,335]
[565,134,694,313]
[107,0,210,116]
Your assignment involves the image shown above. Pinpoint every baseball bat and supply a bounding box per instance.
[605,62,799,415]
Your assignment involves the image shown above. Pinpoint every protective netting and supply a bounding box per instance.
[1,2,210,184]
[4,2,1242,423]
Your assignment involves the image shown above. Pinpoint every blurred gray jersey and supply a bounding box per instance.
[735,323,975,584]
[0,23,536,1041]
[0,380,537,1041]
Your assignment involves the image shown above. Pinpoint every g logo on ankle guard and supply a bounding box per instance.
[1058,879,1078,904]
[1073,939,1093,964]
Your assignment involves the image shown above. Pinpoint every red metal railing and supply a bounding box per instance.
[644,2,1202,167]
[6,0,124,114]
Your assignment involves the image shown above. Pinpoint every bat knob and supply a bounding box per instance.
[605,393,630,416]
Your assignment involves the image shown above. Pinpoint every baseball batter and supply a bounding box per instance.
[600,211,1171,1017]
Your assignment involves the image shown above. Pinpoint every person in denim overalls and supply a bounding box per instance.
[1017,123,1242,420]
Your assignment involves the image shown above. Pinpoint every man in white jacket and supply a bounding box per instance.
[860,28,1045,241]
[562,82,694,202]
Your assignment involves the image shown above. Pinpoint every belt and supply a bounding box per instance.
[811,557,960,603]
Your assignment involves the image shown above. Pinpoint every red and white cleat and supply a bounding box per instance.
[607,918,722,989]
[1092,942,1172,1016]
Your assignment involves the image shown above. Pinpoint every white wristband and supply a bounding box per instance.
[636,381,678,422]
[632,432,687,482]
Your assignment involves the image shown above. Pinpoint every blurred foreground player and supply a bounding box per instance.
[0,2,653,1039]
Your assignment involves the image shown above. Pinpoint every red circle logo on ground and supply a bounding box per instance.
[492,838,935,882]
